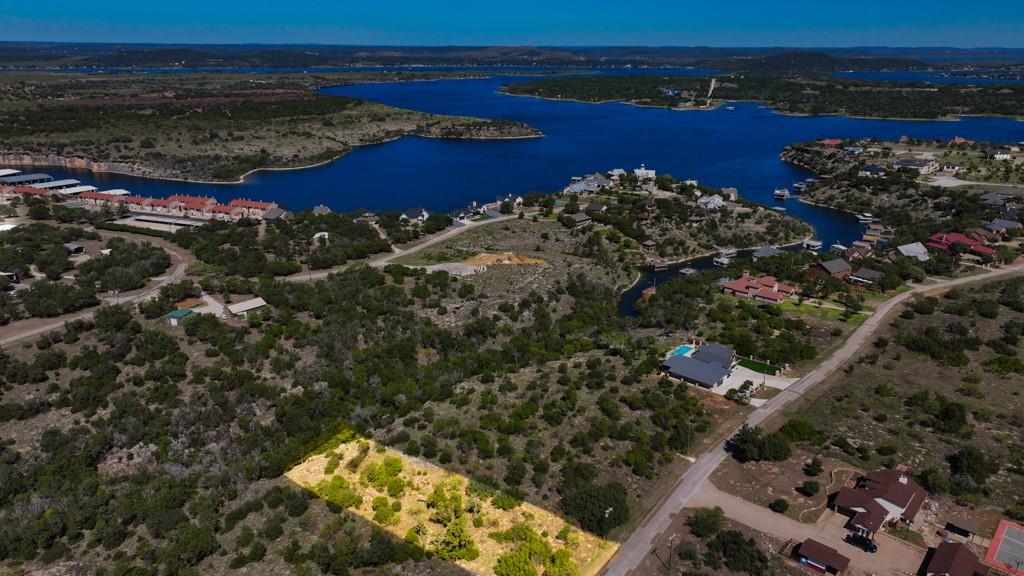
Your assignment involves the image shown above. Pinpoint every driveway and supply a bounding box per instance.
[715,365,798,403]
[689,482,924,576]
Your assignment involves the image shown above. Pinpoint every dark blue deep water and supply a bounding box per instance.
[8,73,1024,256]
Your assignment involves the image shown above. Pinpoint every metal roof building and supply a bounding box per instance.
[57,185,99,196]
[0,173,52,185]
[30,179,81,190]
[0,169,21,178]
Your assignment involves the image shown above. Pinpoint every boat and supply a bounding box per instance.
[831,243,848,254]
[679,267,698,276]
[792,182,808,192]
[725,106,735,111]
[856,213,874,223]
[774,188,791,199]
[771,206,787,213]
[717,247,737,258]
[803,239,823,251]
[712,255,732,267]
[649,259,668,272]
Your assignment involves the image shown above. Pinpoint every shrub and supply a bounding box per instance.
[801,481,821,497]
[686,506,725,538]
[769,499,790,513]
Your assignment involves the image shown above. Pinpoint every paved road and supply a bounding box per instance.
[601,263,1024,576]
[283,215,515,282]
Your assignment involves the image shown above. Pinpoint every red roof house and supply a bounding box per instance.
[927,233,995,257]
[832,469,928,537]
[722,272,796,304]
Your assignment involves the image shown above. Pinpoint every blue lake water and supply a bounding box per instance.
[836,70,1024,84]
[7,72,1024,305]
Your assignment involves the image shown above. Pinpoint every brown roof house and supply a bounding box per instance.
[796,539,850,575]
[832,469,927,538]
[922,542,989,576]
[808,258,853,280]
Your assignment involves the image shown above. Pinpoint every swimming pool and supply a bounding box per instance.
[670,345,694,357]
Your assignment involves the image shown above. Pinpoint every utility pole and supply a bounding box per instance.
[667,533,678,572]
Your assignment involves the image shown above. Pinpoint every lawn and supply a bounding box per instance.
[738,358,780,375]
[781,300,868,324]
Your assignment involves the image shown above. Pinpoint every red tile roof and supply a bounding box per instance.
[928,233,995,256]
[228,199,273,209]
[79,191,119,202]
[835,468,928,532]
[820,139,844,146]
[11,186,49,196]
[148,198,173,207]
[722,273,795,301]
[209,205,235,213]
[168,194,215,205]
[124,196,148,204]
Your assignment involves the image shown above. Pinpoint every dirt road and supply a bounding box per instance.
[601,263,1024,576]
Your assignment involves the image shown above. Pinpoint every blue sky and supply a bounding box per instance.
[3,0,1023,46]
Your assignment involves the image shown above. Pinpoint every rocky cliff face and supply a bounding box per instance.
[0,153,145,177]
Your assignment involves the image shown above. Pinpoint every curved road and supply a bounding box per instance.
[602,262,1024,576]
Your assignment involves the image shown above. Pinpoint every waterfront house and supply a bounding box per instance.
[896,242,930,262]
[721,271,795,304]
[401,207,430,223]
[808,258,852,280]
[921,542,989,576]
[660,343,735,389]
[566,212,592,231]
[641,239,657,251]
[985,148,1013,161]
[697,194,725,210]
[6,186,50,198]
[893,158,938,175]
[858,164,887,178]
[633,164,656,180]
[832,468,927,538]
[312,204,332,216]
[985,218,1023,235]
[850,267,884,285]
[585,202,607,214]
[927,232,995,257]
[796,539,850,575]
[229,199,278,219]
[720,187,739,201]
[820,139,844,147]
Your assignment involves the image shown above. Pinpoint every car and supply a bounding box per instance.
[844,533,878,553]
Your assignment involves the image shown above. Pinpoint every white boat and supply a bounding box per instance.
[713,256,732,267]
[803,239,823,250]
[792,182,808,192]
[717,247,737,258]
[831,243,848,254]
[856,213,875,223]
[725,106,735,111]
[679,267,698,276]
[771,206,787,213]
[774,188,791,199]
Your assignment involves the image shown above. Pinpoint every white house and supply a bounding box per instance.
[634,164,656,180]
[401,207,430,223]
[697,194,725,210]
[227,297,267,318]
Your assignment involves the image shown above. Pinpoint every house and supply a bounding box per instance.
[850,268,884,285]
[565,212,592,231]
[979,191,1013,206]
[697,194,725,210]
[720,187,739,201]
[894,158,939,175]
[927,233,995,257]
[896,242,930,262]
[227,297,267,318]
[641,239,657,251]
[585,202,608,214]
[261,207,291,221]
[808,258,852,280]
[0,271,20,284]
[922,542,989,576]
[0,173,53,186]
[721,271,795,304]
[312,231,330,245]
[312,204,332,215]
[820,139,844,147]
[633,164,656,180]
[796,539,850,575]
[832,469,927,538]
[354,212,378,223]
[496,194,524,207]
[401,207,430,223]
[161,309,194,327]
[985,148,1013,161]
[985,218,1023,235]
[63,242,85,255]
[228,198,278,219]
[660,343,735,388]
[859,164,887,178]
[751,246,783,261]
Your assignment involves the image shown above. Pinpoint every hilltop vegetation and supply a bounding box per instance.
[502,74,1024,119]
[0,72,539,182]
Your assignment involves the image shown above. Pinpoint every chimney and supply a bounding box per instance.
[898,474,908,485]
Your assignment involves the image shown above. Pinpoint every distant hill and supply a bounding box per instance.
[698,50,928,72]
[1,42,1019,69]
